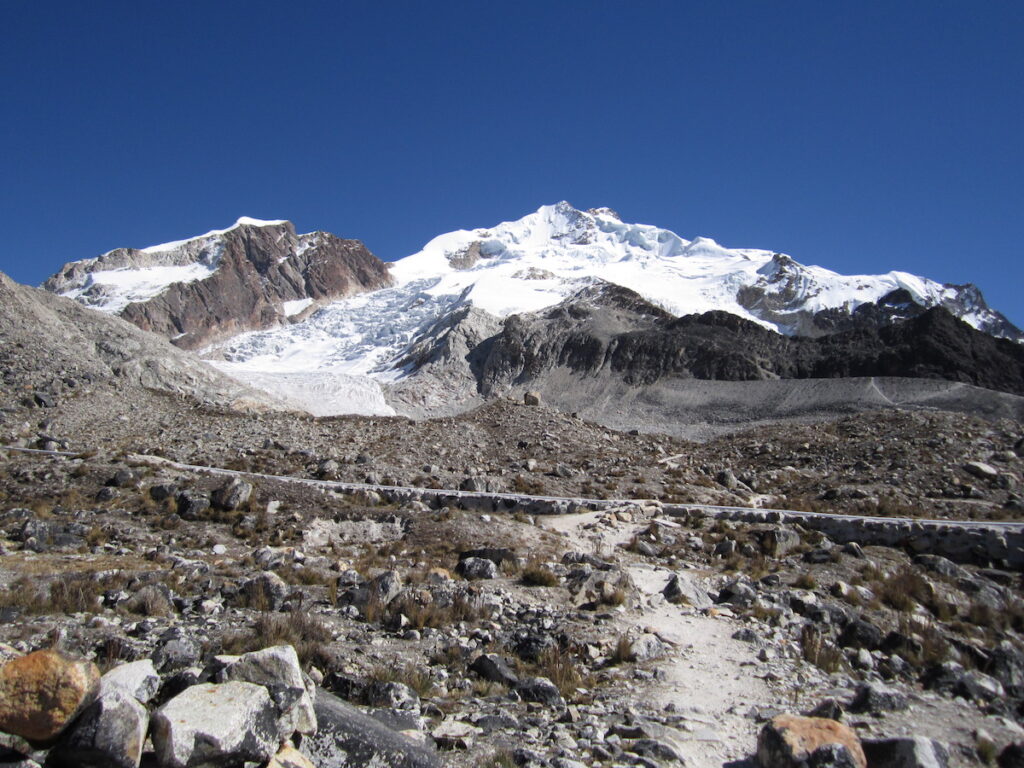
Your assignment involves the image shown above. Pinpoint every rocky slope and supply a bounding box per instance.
[45,218,392,350]
[0,271,276,412]
[474,283,1024,395]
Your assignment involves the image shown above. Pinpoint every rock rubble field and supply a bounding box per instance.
[2,305,1024,766]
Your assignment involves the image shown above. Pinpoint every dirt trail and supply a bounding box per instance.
[539,511,784,767]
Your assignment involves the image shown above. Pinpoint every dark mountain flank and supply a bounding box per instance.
[475,283,1024,396]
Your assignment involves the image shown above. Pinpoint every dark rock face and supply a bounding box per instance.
[474,282,1024,397]
[45,220,392,350]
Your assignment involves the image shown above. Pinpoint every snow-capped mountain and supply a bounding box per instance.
[44,217,392,349]
[45,203,1023,417]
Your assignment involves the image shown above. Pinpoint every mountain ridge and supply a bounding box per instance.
[40,204,1024,421]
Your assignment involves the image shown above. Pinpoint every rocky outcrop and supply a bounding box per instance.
[45,219,393,349]
[476,282,1024,397]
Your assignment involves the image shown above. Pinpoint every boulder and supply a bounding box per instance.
[211,479,254,511]
[370,571,403,605]
[849,682,909,714]
[99,659,161,704]
[964,462,999,480]
[757,715,866,768]
[838,618,882,651]
[304,688,440,768]
[0,649,101,743]
[455,557,497,580]
[523,391,541,406]
[151,682,280,768]
[469,654,519,688]
[239,571,290,611]
[366,681,420,714]
[431,719,480,750]
[458,548,518,568]
[175,491,210,521]
[217,645,317,736]
[48,690,147,768]
[861,737,948,768]
[663,573,713,609]
[514,676,565,708]
[762,527,801,558]
[629,633,667,662]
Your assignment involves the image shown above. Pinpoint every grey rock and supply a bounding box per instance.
[370,570,403,605]
[455,557,497,580]
[514,676,565,708]
[469,654,519,687]
[663,573,713,609]
[460,548,518,567]
[366,681,420,714]
[862,737,949,768]
[524,391,541,406]
[149,483,178,503]
[849,682,908,713]
[761,527,801,558]
[99,659,160,704]
[239,571,290,611]
[152,636,200,673]
[964,461,999,480]
[48,690,147,768]
[210,479,253,511]
[151,682,280,768]
[218,645,317,736]
[628,738,685,763]
[175,491,209,521]
[837,618,882,651]
[304,688,440,768]
[629,634,667,663]
[717,577,756,607]
[957,669,1005,702]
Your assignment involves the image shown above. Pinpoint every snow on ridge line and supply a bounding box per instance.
[140,216,290,254]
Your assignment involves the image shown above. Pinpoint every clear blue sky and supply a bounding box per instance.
[3,1,1022,327]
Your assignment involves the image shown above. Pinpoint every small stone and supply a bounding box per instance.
[267,743,317,768]
[0,650,101,742]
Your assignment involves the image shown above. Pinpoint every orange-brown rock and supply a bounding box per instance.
[757,714,866,768]
[0,649,101,742]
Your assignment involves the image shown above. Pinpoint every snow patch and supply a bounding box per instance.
[282,298,314,317]
[60,262,218,312]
